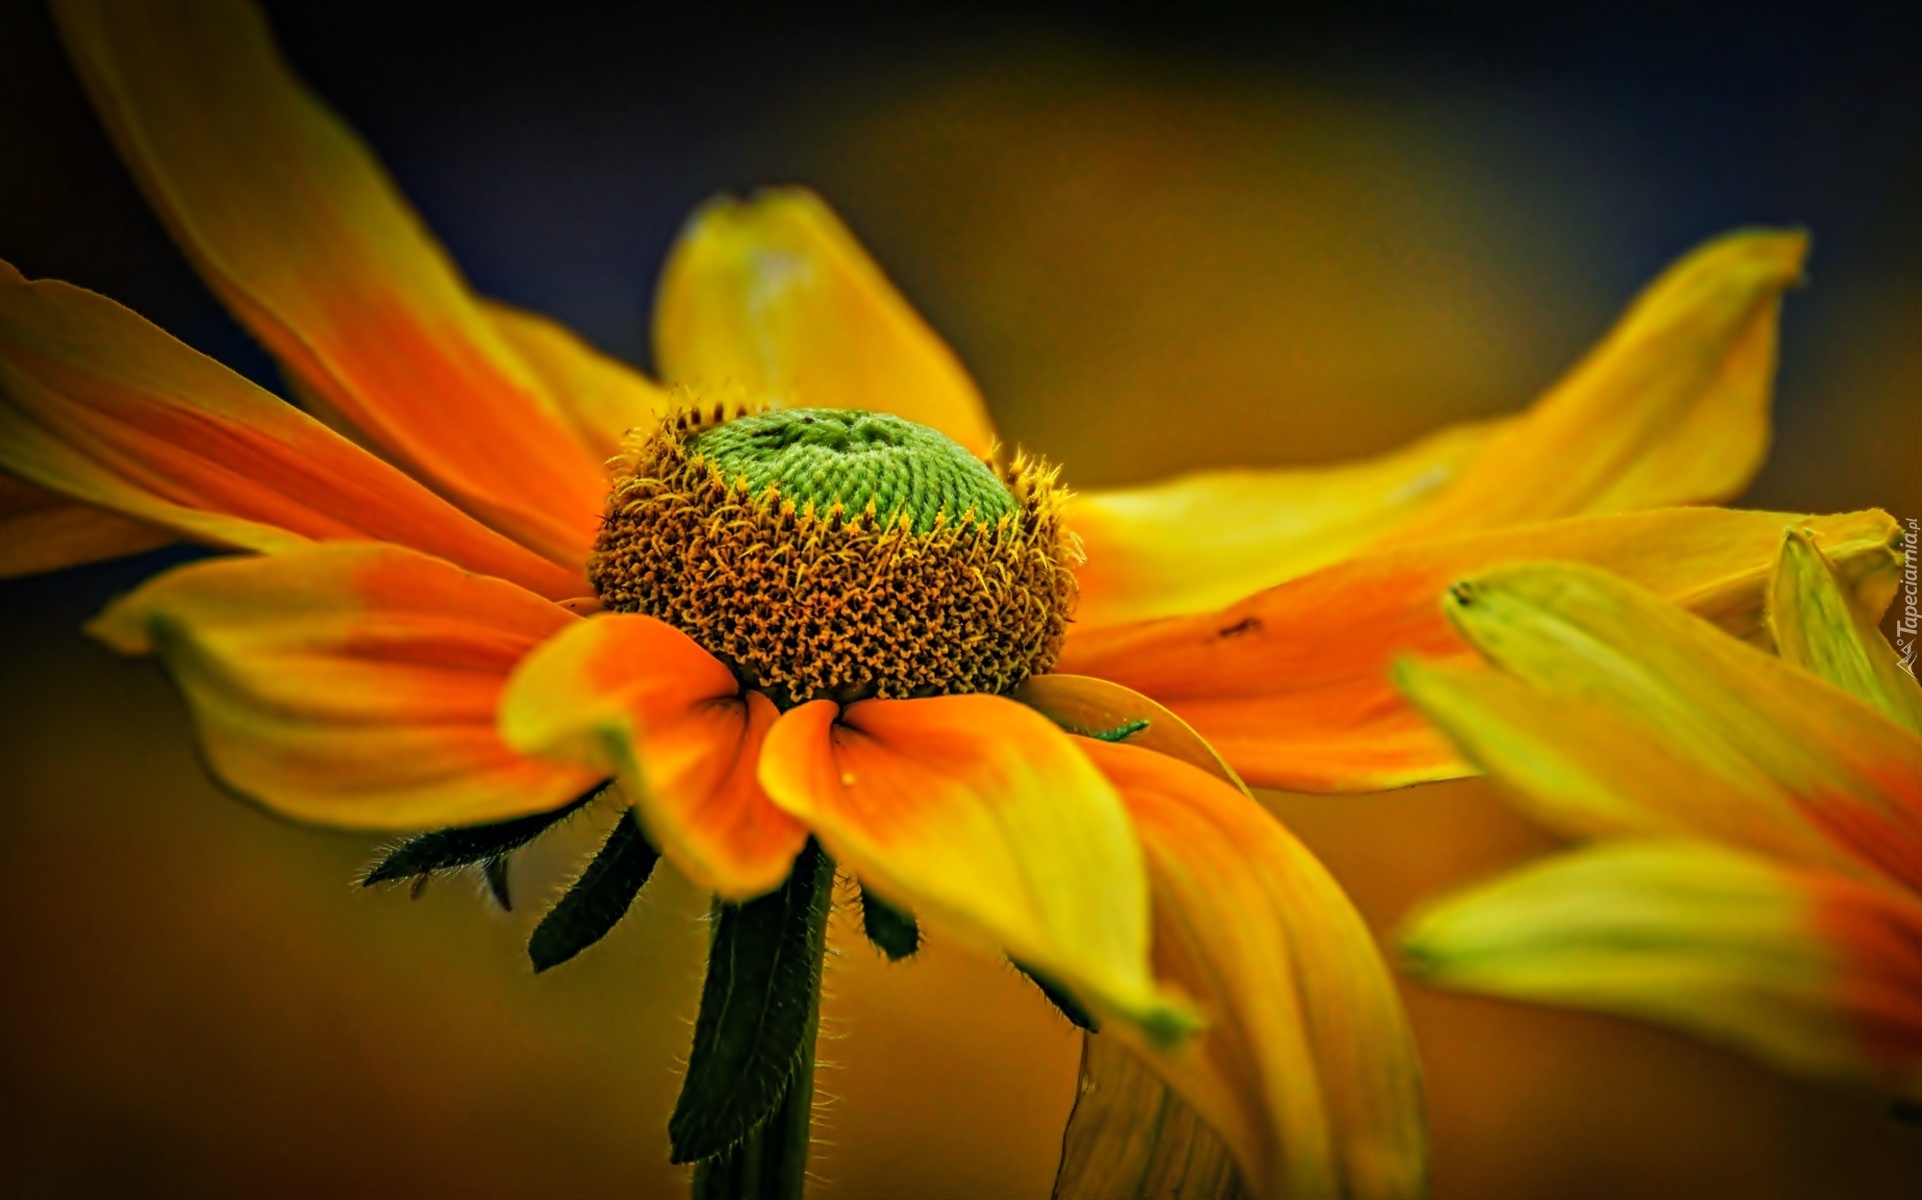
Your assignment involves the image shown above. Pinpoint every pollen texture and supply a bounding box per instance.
[589,405,1079,706]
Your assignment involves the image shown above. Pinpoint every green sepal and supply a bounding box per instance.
[529,808,661,973]
[1016,961,1101,1033]
[360,783,605,892]
[857,883,920,960]
[670,841,834,1166]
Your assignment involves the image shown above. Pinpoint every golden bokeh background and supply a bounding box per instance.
[2,3,1917,1197]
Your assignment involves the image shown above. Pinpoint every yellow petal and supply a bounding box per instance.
[0,472,170,577]
[86,542,601,829]
[1416,559,1922,891]
[1401,840,1922,1101]
[482,300,670,461]
[1053,1034,1244,1200]
[54,0,605,565]
[1770,527,1922,736]
[757,694,1195,1040]
[1080,739,1428,1200]
[1071,420,1506,628]
[1070,229,1804,629]
[653,188,998,456]
[1012,672,1249,796]
[0,262,585,600]
[1059,507,1901,793]
[498,614,806,900]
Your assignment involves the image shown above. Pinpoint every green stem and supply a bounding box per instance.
[690,852,832,1200]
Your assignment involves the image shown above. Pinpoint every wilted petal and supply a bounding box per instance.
[0,264,585,599]
[1418,559,1922,891]
[1054,1034,1245,1200]
[1401,840,1922,1101]
[1060,507,1901,793]
[87,542,600,828]
[653,188,998,456]
[498,613,805,900]
[55,0,606,565]
[1770,526,1922,736]
[757,693,1195,1040]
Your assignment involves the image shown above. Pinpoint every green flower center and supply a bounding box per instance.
[686,408,1013,533]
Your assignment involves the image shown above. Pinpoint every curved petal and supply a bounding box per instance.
[0,471,170,577]
[1078,739,1428,1200]
[54,0,606,565]
[1404,559,1922,891]
[1070,229,1804,628]
[1401,841,1922,1101]
[0,264,584,599]
[1770,527,1922,736]
[1012,672,1249,796]
[653,188,998,456]
[757,694,1195,1040]
[482,300,670,461]
[85,542,600,829]
[1071,421,1506,629]
[1053,1034,1243,1200]
[1059,507,1902,793]
[498,613,805,899]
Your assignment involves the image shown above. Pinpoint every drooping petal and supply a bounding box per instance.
[482,300,670,461]
[1070,229,1804,629]
[54,0,606,565]
[757,694,1195,1039]
[1078,739,1428,1200]
[1770,527,1922,736]
[1053,1034,1244,1200]
[0,471,170,577]
[0,263,585,599]
[498,613,805,899]
[86,542,601,829]
[1400,840,1922,1101]
[1382,228,1806,537]
[1071,420,1506,628]
[1059,507,1902,793]
[653,188,998,456]
[1410,559,1922,891]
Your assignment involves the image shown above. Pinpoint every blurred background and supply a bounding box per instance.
[1,1,1918,1196]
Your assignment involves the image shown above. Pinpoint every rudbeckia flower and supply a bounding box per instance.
[1396,529,1920,1102]
[0,0,1902,1196]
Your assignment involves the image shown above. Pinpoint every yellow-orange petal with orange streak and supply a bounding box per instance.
[1770,527,1922,736]
[1383,229,1805,539]
[54,0,606,566]
[757,694,1195,1040]
[86,542,601,829]
[1426,560,1922,892]
[1400,840,1922,1101]
[1070,419,1507,629]
[1078,738,1428,1200]
[653,188,998,456]
[0,263,584,599]
[0,471,171,577]
[482,300,670,462]
[499,613,805,900]
[1059,506,1901,794]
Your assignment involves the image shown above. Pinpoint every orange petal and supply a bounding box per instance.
[653,188,998,456]
[1071,419,1507,628]
[1069,229,1804,629]
[1401,840,1922,1101]
[482,300,670,462]
[85,542,601,829]
[498,613,805,899]
[54,0,606,565]
[1058,507,1902,793]
[0,471,171,577]
[757,694,1195,1039]
[1404,559,1922,892]
[0,263,583,599]
[1079,739,1427,1200]
[1012,672,1249,795]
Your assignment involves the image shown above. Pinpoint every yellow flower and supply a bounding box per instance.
[0,0,1901,1195]
[1397,529,1920,1100]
